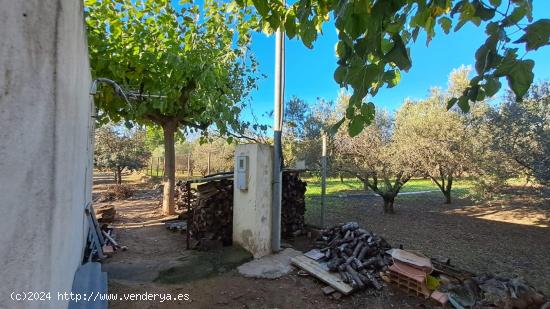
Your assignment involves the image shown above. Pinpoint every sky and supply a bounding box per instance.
[244,0,550,124]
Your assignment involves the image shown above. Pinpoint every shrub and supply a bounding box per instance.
[101,184,133,201]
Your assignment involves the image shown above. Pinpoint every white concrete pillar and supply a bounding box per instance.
[232,144,273,258]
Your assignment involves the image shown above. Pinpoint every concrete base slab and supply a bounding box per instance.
[237,248,302,279]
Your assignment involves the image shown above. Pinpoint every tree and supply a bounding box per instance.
[301,98,339,169]
[191,138,235,176]
[393,68,475,204]
[284,96,309,140]
[242,0,550,135]
[282,96,339,168]
[491,80,550,186]
[282,96,310,166]
[95,126,150,184]
[86,0,259,214]
[333,112,415,214]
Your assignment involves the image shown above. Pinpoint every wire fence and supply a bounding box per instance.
[145,153,233,178]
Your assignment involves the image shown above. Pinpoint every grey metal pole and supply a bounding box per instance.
[187,154,191,176]
[321,133,327,228]
[207,151,211,176]
[272,11,285,253]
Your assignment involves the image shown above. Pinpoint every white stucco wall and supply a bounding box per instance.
[0,1,93,308]
[232,144,273,258]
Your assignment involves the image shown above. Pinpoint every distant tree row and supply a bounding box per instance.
[286,67,549,214]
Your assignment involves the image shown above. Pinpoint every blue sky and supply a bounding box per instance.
[244,0,550,124]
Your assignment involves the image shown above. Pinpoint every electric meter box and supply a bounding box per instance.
[236,155,249,191]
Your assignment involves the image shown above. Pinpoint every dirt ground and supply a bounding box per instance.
[310,187,550,295]
[93,173,550,308]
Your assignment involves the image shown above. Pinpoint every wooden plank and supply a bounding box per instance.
[87,203,105,245]
[87,214,105,259]
[291,255,354,295]
[304,249,324,261]
[102,230,119,247]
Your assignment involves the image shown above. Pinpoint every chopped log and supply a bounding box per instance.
[315,222,392,293]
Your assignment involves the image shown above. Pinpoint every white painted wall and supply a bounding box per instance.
[0,1,93,308]
[232,144,273,258]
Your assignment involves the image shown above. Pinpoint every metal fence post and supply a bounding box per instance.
[321,133,328,228]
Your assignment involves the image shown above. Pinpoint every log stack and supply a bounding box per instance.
[175,182,196,211]
[95,205,116,223]
[316,222,392,290]
[189,179,233,246]
[176,171,307,247]
[281,171,307,238]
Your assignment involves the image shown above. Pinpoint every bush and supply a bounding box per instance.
[101,184,133,201]
[471,175,507,200]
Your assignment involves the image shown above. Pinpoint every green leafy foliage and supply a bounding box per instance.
[515,19,550,51]
[240,0,549,132]
[86,0,259,133]
[490,81,550,186]
[94,125,150,183]
[86,0,259,213]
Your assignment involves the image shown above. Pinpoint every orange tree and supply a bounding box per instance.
[86,0,259,214]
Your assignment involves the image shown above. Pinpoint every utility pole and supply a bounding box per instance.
[272,5,285,253]
[187,154,191,177]
[207,151,211,176]
[321,133,328,228]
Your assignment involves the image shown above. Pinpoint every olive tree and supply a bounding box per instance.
[393,68,476,204]
[95,126,150,184]
[282,97,310,166]
[333,112,415,214]
[491,81,550,186]
[86,0,259,214]
[243,0,549,135]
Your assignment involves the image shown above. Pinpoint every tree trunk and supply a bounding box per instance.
[162,122,177,215]
[363,180,369,191]
[431,175,453,204]
[382,195,395,214]
[116,167,122,185]
[444,176,453,204]
[113,171,117,183]
[443,190,451,204]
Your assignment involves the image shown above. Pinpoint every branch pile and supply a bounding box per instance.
[440,274,548,309]
[316,222,392,290]
[281,171,307,238]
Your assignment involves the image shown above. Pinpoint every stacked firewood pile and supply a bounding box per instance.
[281,171,307,238]
[95,204,116,223]
[316,222,392,290]
[188,179,233,246]
[174,172,307,247]
[175,182,196,211]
